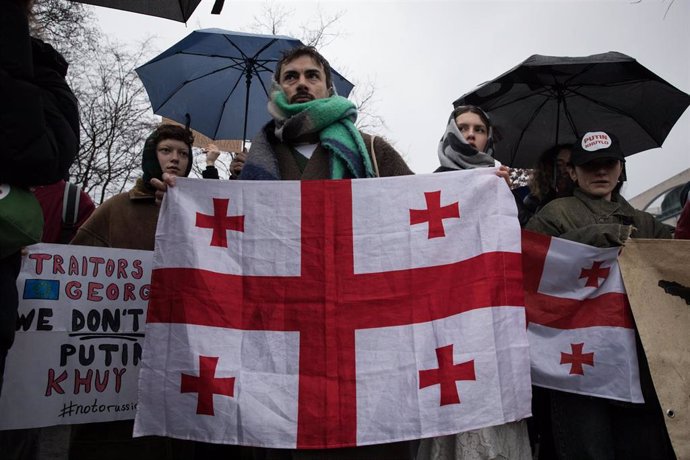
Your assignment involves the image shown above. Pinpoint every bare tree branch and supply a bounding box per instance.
[29,0,99,63]
[250,2,344,49]
[30,0,158,203]
[630,0,677,19]
[664,0,676,19]
[251,1,294,36]
[299,7,345,48]
[350,78,386,134]
[68,37,158,203]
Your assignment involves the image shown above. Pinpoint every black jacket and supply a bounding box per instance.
[0,0,79,186]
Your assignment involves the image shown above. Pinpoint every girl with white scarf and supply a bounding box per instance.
[417,105,530,460]
[436,105,511,185]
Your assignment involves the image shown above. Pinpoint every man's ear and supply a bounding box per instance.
[328,86,335,96]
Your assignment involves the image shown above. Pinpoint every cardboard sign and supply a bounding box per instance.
[619,239,690,459]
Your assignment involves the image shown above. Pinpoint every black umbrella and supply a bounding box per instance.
[454,51,690,168]
[69,0,223,22]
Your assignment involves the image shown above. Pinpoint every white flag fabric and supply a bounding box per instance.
[134,170,531,449]
[522,230,643,403]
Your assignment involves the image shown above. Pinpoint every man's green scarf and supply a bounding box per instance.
[269,89,375,179]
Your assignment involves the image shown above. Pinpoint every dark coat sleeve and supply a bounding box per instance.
[0,0,79,186]
[202,166,220,179]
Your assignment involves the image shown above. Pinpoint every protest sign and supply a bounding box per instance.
[619,239,690,459]
[0,243,151,430]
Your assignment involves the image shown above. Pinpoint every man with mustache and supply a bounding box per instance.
[239,45,415,460]
[239,45,412,181]
[150,46,415,459]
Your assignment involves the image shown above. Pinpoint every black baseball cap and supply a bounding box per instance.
[570,131,625,166]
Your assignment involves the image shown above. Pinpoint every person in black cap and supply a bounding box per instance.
[567,131,626,200]
[529,130,672,245]
[526,131,675,460]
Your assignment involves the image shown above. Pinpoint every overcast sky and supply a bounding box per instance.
[94,0,690,199]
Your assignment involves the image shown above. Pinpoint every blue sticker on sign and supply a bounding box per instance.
[23,279,60,300]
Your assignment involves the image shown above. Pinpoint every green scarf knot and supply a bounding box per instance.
[270,89,374,179]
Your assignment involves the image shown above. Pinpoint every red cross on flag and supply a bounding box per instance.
[522,230,643,403]
[133,170,531,449]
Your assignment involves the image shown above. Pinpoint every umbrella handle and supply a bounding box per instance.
[211,0,225,14]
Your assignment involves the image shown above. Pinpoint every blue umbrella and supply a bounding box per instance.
[136,29,354,144]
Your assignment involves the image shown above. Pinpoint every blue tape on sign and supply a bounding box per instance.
[23,279,60,300]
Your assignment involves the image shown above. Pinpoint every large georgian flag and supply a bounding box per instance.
[133,170,531,449]
[522,230,643,403]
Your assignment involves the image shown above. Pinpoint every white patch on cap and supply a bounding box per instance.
[0,184,9,200]
[581,131,612,152]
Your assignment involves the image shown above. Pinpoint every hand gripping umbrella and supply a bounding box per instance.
[136,29,354,146]
[454,51,690,168]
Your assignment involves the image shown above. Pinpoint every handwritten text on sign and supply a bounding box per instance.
[0,244,152,430]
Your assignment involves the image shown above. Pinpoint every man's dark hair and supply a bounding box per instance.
[274,45,333,91]
[151,124,194,151]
